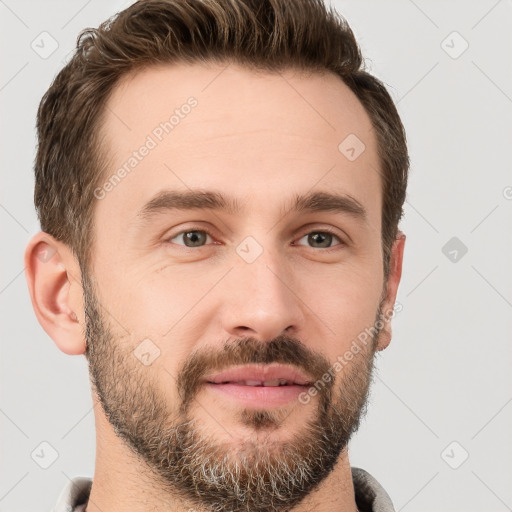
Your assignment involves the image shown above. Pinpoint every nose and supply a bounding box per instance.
[219,247,305,342]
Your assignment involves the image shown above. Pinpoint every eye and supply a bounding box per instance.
[295,230,344,250]
[166,227,345,250]
[168,229,214,248]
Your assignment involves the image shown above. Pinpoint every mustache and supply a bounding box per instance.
[176,333,333,412]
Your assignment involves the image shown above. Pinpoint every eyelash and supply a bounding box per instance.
[166,227,345,251]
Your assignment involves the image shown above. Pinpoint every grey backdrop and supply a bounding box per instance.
[1,1,511,511]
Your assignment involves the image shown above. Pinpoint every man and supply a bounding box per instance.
[25,0,408,511]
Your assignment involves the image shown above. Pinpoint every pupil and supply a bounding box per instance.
[310,232,330,248]
[186,231,204,246]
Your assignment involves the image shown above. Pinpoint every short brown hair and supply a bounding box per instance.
[34,0,409,280]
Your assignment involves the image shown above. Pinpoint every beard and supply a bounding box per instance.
[81,267,382,512]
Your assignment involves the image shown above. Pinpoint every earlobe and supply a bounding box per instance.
[376,230,406,352]
[24,232,86,355]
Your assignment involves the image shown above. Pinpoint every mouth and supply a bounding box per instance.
[210,379,300,386]
[204,363,313,386]
[203,364,313,408]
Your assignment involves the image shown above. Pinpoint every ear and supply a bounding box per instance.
[24,232,86,355]
[375,230,406,351]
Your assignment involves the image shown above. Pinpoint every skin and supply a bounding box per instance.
[25,62,405,512]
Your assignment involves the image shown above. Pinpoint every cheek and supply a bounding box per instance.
[92,238,383,365]
[94,264,216,365]
[308,265,383,360]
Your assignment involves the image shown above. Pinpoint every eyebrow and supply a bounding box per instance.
[136,189,368,224]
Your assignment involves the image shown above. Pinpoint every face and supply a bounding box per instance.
[84,62,392,511]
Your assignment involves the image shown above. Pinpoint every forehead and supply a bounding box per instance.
[96,62,381,227]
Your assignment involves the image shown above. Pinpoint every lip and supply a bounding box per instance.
[204,364,313,386]
[205,382,309,408]
[203,364,313,409]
